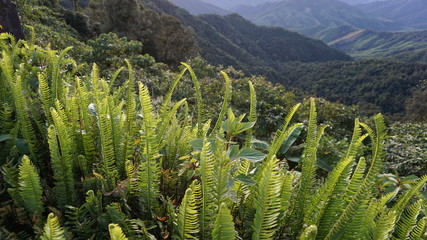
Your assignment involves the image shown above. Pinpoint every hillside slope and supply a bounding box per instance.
[280,60,427,115]
[357,0,427,30]
[139,0,351,81]
[231,0,401,36]
[324,28,427,60]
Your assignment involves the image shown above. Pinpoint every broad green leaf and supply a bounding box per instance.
[239,148,266,163]
[251,138,270,150]
[279,125,303,154]
[15,138,30,155]
[190,138,216,152]
[235,174,257,186]
[0,134,10,142]
[228,145,240,160]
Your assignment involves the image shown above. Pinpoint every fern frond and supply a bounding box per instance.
[267,103,301,160]
[304,120,364,226]
[125,160,138,195]
[7,74,40,165]
[244,81,258,147]
[252,158,282,240]
[293,98,318,232]
[157,98,187,144]
[393,199,423,239]
[210,71,232,136]
[74,76,96,163]
[41,213,66,240]
[109,66,124,89]
[181,63,204,137]
[47,46,73,101]
[392,175,427,217]
[109,223,129,240]
[212,202,236,240]
[176,181,201,240]
[324,115,388,240]
[408,217,426,240]
[38,72,54,124]
[199,139,216,239]
[300,225,317,240]
[159,67,188,118]
[18,155,43,215]
[47,124,76,208]
[138,82,160,213]
[371,210,397,240]
[98,97,119,185]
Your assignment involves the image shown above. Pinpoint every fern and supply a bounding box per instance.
[175,181,201,240]
[324,114,388,240]
[209,71,232,136]
[300,225,317,240]
[109,224,129,240]
[393,199,423,239]
[181,63,204,137]
[199,139,216,239]
[304,119,364,226]
[98,97,119,185]
[245,81,257,147]
[159,67,188,118]
[292,98,319,234]
[47,123,76,208]
[41,213,66,240]
[46,46,73,101]
[408,217,426,240]
[18,155,43,215]
[212,203,236,240]
[252,158,282,240]
[138,82,160,214]
[371,210,397,240]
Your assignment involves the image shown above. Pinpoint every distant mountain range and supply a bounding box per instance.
[357,0,427,30]
[130,0,427,116]
[169,0,229,15]
[335,0,378,5]
[141,0,350,82]
[231,0,402,36]
[199,0,281,10]
[223,0,427,62]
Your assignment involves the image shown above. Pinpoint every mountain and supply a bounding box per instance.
[137,0,427,117]
[139,0,351,81]
[314,27,427,61]
[231,0,402,36]
[198,0,281,10]
[168,0,229,15]
[357,0,427,30]
[340,0,378,5]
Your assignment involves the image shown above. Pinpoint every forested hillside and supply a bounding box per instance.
[281,60,427,117]
[140,0,351,80]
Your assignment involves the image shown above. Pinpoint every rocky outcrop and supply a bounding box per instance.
[0,0,25,40]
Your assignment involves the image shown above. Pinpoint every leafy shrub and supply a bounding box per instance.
[386,122,427,177]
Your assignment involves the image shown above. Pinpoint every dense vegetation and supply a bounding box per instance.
[326,29,427,61]
[280,60,427,118]
[1,30,427,239]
